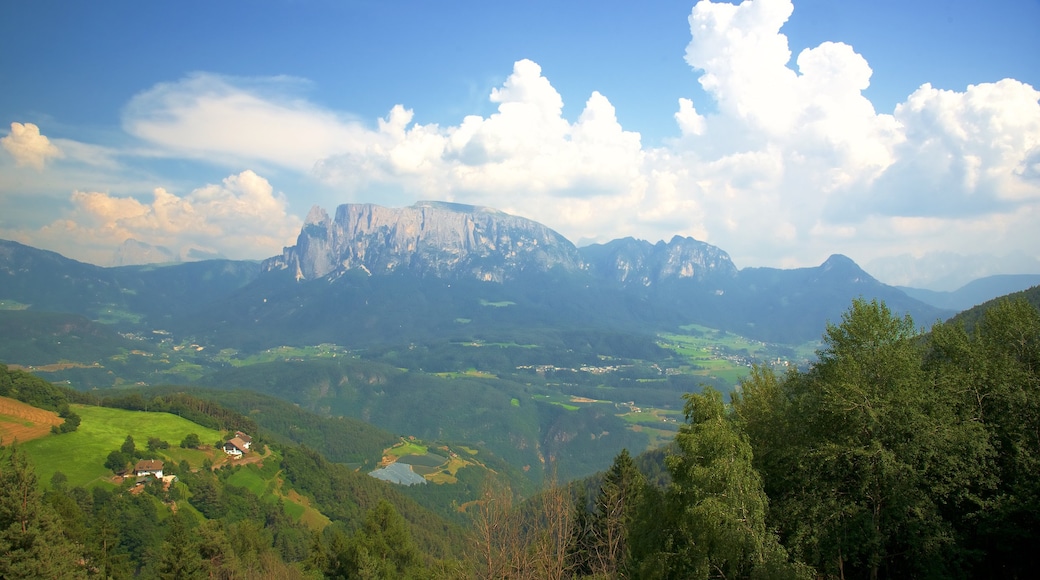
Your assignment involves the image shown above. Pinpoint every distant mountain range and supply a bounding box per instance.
[899,274,1040,311]
[0,201,975,347]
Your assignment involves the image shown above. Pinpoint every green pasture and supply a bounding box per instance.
[479,299,515,307]
[95,306,142,325]
[225,460,331,529]
[387,439,427,458]
[620,408,683,426]
[214,344,352,367]
[0,299,30,310]
[659,325,819,385]
[434,368,498,379]
[532,394,580,411]
[21,404,224,488]
[227,465,276,497]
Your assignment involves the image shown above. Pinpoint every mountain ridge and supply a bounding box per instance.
[0,201,952,345]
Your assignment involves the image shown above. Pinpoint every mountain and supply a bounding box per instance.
[263,201,584,282]
[580,236,738,286]
[717,254,947,342]
[0,239,259,328]
[866,251,1040,291]
[1,199,952,347]
[899,274,1040,311]
[945,284,1040,333]
[110,238,177,266]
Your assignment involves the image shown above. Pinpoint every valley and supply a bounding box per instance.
[0,209,1038,577]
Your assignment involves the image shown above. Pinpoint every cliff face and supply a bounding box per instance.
[262,201,585,282]
[580,236,738,286]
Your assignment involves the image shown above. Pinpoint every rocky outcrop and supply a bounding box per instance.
[262,201,585,282]
[580,236,738,286]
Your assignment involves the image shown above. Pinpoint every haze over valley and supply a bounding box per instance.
[2,1,1039,577]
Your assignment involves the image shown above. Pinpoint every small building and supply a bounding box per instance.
[223,437,249,458]
[234,431,252,450]
[134,459,164,479]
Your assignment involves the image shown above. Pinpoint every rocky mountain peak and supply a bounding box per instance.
[579,235,738,286]
[304,205,331,226]
[262,201,584,282]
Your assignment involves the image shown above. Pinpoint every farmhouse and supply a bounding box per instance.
[134,459,164,479]
[234,431,252,450]
[223,436,249,458]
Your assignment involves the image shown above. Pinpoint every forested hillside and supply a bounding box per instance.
[565,296,1040,579]
[4,294,1038,578]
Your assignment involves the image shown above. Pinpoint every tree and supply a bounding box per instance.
[0,444,86,578]
[86,503,132,579]
[529,470,575,580]
[590,448,644,578]
[733,299,986,578]
[319,500,423,579]
[147,437,169,452]
[631,388,806,579]
[56,404,81,433]
[156,513,204,580]
[926,298,1040,576]
[120,434,136,457]
[105,450,129,474]
[181,433,201,449]
[471,476,515,580]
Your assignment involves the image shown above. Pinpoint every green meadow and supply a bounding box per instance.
[21,404,224,488]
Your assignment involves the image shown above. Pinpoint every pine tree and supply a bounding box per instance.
[0,444,86,578]
[591,448,644,578]
[156,513,204,580]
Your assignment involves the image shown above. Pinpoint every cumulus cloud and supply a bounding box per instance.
[18,170,301,264]
[1,122,63,169]
[311,59,648,239]
[303,0,1037,267]
[37,0,1038,275]
[844,79,1040,219]
[662,0,1038,268]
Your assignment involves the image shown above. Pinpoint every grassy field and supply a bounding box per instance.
[0,299,30,310]
[224,460,329,528]
[0,395,64,443]
[659,325,818,384]
[479,299,516,307]
[532,393,580,410]
[214,344,352,367]
[21,404,224,489]
[385,439,428,458]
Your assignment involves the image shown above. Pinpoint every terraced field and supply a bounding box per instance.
[0,395,63,443]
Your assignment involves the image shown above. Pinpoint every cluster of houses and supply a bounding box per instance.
[129,431,254,487]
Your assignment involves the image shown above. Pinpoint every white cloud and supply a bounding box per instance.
[6,170,301,265]
[122,73,367,171]
[312,59,648,239]
[10,0,1037,277]
[1,122,63,170]
[845,79,1040,219]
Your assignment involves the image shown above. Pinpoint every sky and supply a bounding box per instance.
[1,0,1038,290]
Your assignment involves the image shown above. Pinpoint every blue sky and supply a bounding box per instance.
[2,0,1038,289]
